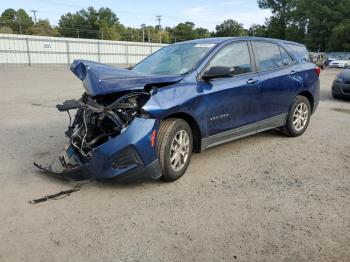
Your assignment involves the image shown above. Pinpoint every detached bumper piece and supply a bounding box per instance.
[29,185,81,204]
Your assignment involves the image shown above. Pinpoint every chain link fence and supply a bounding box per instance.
[0,33,166,66]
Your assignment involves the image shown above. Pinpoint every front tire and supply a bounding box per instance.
[157,118,193,181]
[283,96,311,137]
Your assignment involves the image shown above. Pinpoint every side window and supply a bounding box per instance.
[253,42,285,71]
[279,46,294,66]
[287,43,310,62]
[208,42,252,76]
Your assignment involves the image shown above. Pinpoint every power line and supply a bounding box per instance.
[156,15,162,43]
[156,15,162,30]
[31,10,39,24]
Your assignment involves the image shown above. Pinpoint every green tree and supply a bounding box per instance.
[248,24,268,37]
[256,0,350,51]
[28,19,60,36]
[0,8,33,34]
[329,20,350,51]
[58,7,120,39]
[257,0,297,39]
[168,22,197,42]
[304,0,350,51]
[214,20,245,37]
[194,27,211,39]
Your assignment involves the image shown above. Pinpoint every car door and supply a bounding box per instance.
[252,41,303,120]
[200,41,261,136]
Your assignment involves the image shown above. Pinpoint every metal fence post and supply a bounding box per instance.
[25,37,31,66]
[66,40,70,65]
[125,44,129,65]
[97,41,101,62]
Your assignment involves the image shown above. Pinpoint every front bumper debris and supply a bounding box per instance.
[34,117,162,182]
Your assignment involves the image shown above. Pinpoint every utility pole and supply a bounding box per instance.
[140,24,146,42]
[156,15,162,43]
[17,10,22,34]
[31,10,38,24]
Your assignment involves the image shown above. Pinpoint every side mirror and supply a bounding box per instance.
[202,66,235,80]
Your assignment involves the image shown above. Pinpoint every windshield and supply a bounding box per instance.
[132,43,216,75]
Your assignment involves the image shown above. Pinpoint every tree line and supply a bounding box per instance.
[0,0,349,51]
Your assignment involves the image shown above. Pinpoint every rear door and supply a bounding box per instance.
[252,41,302,120]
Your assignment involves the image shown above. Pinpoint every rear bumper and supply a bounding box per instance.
[332,81,350,98]
[35,117,162,182]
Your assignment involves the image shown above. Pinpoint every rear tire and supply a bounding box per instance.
[157,118,193,181]
[283,96,311,137]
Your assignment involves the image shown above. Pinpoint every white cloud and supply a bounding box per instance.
[184,5,210,16]
[220,0,245,6]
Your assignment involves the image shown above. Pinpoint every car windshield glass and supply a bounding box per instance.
[132,43,216,75]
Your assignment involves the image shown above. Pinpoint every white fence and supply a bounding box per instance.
[0,34,166,66]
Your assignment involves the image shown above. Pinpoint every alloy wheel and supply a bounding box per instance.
[169,130,190,172]
[293,103,309,131]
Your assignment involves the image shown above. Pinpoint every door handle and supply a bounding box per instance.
[247,79,259,84]
[290,70,297,75]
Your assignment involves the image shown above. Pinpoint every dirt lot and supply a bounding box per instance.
[0,67,349,262]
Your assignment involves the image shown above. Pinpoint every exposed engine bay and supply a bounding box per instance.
[56,91,151,159]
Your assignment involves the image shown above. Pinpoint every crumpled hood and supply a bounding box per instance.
[70,60,184,96]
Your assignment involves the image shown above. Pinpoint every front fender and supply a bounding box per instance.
[142,82,208,136]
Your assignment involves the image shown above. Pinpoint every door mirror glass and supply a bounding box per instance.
[202,66,235,80]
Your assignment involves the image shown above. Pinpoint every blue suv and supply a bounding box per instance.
[35,37,320,182]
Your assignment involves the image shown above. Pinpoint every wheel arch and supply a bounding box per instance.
[163,112,202,153]
[297,91,314,112]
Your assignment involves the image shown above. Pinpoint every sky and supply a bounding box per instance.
[0,0,271,31]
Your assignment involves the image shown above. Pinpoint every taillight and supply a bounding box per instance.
[315,67,321,76]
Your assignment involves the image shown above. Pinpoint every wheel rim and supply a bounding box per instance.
[293,103,309,131]
[170,130,190,172]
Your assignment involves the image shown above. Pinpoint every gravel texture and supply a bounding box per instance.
[0,67,349,262]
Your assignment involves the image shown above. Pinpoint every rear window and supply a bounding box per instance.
[287,44,310,62]
[253,42,292,71]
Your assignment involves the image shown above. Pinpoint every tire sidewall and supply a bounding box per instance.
[163,120,193,181]
[286,96,311,136]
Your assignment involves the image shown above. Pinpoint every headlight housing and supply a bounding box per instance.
[335,74,344,83]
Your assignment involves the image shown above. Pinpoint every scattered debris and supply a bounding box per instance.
[28,184,81,204]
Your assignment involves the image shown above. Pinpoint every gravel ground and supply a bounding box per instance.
[0,67,349,262]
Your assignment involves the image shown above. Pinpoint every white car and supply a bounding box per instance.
[329,59,350,68]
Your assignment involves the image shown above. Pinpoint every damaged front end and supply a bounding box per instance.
[34,60,181,181]
[35,91,161,181]
[59,92,150,160]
